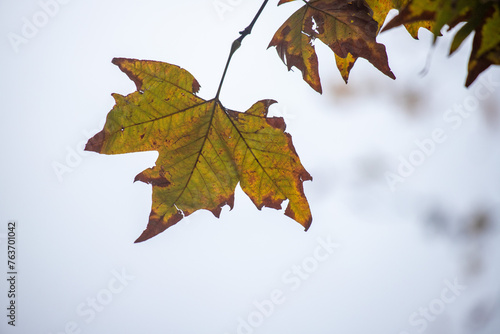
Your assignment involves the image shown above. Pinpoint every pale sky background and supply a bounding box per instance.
[1,1,500,334]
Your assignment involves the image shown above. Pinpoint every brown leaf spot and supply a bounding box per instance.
[261,195,283,210]
[134,171,171,187]
[192,80,201,94]
[85,130,105,153]
[266,117,286,131]
[210,206,223,218]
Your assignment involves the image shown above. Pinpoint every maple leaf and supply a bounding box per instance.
[461,3,500,86]
[85,58,312,242]
[382,0,472,36]
[330,0,435,82]
[383,0,500,86]
[365,0,435,39]
[269,0,395,91]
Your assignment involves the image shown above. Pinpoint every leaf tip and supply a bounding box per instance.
[134,211,183,243]
[210,206,223,218]
[245,99,278,117]
[84,130,105,153]
[284,203,312,231]
[313,83,323,94]
[303,220,311,231]
[111,57,124,65]
[227,193,235,210]
[112,57,144,92]
[192,80,201,94]
[134,169,171,187]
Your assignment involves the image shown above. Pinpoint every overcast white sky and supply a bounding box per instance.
[1,1,500,334]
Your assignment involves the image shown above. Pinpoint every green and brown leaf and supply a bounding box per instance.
[463,3,500,86]
[85,58,312,242]
[269,0,396,92]
[364,0,435,38]
[383,0,500,86]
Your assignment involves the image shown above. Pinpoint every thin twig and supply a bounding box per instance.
[215,0,269,100]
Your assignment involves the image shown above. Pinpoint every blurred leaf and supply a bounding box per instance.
[466,4,500,86]
[365,0,436,38]
[383,0,500,86]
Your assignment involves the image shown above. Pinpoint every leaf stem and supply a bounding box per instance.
[215,0,269,100]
